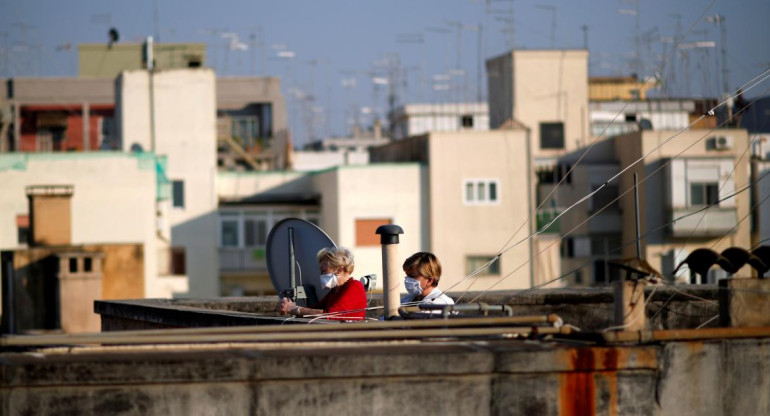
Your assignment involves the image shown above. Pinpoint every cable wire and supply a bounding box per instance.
[456,90,770,302]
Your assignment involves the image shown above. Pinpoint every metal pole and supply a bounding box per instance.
[634,173,641,259]
[1,251,15,335]
[526,128,535,288]
[376,224,404,319]
[146,36,156,153]
[288,227,296,294]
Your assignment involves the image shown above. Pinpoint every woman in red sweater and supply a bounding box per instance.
[277,247,367,321]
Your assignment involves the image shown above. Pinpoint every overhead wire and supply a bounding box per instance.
[457,88,770,302]
[671,113,770,267]
[446,0,738,295]
[505,166,770,302]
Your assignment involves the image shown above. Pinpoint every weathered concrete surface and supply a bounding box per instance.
[719,278,770,327]
[1,341,656,415]
[3,337,767,415]
[658,339,770,416]
[97,286,721,332]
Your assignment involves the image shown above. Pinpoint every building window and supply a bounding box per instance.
[590,185,620,212]
[461,115,473,128]
[690,182,719,207]
[16,214,29,245]
[540,122,564,149]
[37,130,53,152]
[356,218,392,246]
[463,179,500,205]
[590,234,622,256]
[466,256,500,276]
[244,217,268,247]
[220,218,240,247]
[537,166,557,184]
[172,180,185,208]
[230,116,260,148]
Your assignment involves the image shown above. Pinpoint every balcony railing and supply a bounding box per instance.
[219,247,267,272]
[158,246,186,276]
[669,207,738,237]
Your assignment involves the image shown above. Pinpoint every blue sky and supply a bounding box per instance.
[2,0,769,146]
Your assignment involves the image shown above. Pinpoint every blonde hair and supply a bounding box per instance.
[317,247,355,274]
[402,252,442,287]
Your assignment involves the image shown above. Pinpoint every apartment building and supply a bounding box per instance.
[117,68,219,297]
[216,164,425,295]
[388,102,489,141]
[0,152,188,333]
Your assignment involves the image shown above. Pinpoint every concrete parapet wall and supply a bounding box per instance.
[96,286,721,332]
[2,337,768,415]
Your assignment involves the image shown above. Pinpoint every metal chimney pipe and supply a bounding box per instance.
[376,224,404,319]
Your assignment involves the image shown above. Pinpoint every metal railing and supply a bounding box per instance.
[218,247,267,272]
[668,207,738,237]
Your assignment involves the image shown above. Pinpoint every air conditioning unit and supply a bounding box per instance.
[714,136,733,150]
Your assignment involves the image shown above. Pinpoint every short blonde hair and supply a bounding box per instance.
[402,252,442,287]
[317,247,355,274]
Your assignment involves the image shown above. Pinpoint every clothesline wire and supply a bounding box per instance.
[448,77,770,300]
[457,141,770,303]
[493,0,722,255]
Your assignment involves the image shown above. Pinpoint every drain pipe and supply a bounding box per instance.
[376,224,404,319]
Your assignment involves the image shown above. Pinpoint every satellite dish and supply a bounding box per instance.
[109,28,119,44]
[266,218,336,306]
[130,143,144,153]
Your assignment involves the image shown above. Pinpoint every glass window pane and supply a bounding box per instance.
[706,184,719,205]
[489,182,498,201]
[257,220,268,245]
[244,219,256,246]
[244,218,268,246]
[477,182,486,201]
[172,180,185,208]
[466,255,500,276]
[690,183,704,206]
[465,182,474,202]
[221,220,239,247]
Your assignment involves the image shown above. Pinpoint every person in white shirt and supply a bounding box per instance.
[401,252,454,306]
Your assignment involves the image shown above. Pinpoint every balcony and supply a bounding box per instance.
[536,209,561,234]
[219,247,267,272]
[588,211,622,234]
[668,207,738,237]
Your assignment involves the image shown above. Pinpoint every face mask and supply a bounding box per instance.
[404,276,423,296]
[320,273,339,289]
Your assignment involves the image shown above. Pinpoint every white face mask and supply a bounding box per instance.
[404,276,423,296]
[320,273,339,289]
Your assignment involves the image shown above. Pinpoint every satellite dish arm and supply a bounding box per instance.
[289,227,296,290]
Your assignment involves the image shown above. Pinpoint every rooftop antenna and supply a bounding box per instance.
[535,4,557,48]
[705,15,729,97]
[426,26,453,102]
[666,13,683,96]
[11,21,40,76]
[618,2,641,78]
[248,26,265,76]
[108,28,119,49]
[488,0,515,50]
[152,0,160,43]
[581,25,589,50]
[396,32,426,102]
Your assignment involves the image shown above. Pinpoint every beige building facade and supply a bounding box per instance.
[117,68,219,297]
[215,164,425,296]
[614,129,752,282]
[487,49,590,155]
